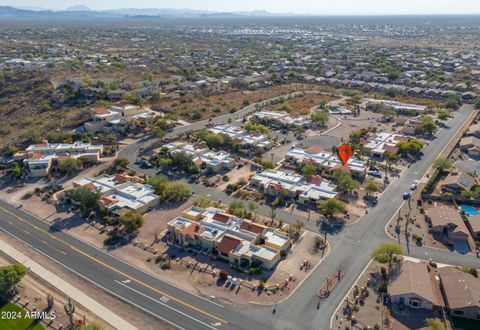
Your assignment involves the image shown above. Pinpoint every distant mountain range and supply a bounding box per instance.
[0,5,298,19]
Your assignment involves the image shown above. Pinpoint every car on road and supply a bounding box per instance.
[368,170,382,178]
[410,183,417,190]
[140,160,153,168]
[403,192,410,200]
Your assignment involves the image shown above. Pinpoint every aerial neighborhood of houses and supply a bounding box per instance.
[2,12,480,330]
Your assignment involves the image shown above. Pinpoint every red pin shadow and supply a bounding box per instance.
[338,144,352,171]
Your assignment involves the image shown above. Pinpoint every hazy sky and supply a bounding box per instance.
[4,0,480,15]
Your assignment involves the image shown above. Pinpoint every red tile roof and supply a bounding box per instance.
[240,220,266,235]
[301,158,316,165]
[95,107,108,115]
[393,135,408,142]
[308,175,322,185]
[212,212,230,223]
[102,196,116,206]
[383,145,398,153]
[180,223,205,240]
[217,235,242,255]
[113,174,129,184]
[31,153,44,160]
[267,183,283,192]
[83,182,97,190]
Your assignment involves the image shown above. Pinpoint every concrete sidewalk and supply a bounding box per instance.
[0,238,138,330]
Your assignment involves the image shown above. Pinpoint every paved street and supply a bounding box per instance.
[1,100,478,330]
[121,103,480,329]
[0,199,273,330]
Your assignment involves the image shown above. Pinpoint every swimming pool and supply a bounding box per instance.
[460,205,479,216]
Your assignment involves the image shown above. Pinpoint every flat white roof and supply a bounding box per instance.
[263,229,289,247]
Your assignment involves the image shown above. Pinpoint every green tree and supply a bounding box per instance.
[193,195,216,208]
[229,200,246,218]
[163,180,192,202]
[26,128,43,144]
[425,318,446,330]
[385,151,399,162]
[127,95,144,106]
[421,116,438,135]
[69,186,101,213]
[433,157,453,172]
[436,109,451,120]
[205,133,225,149]
[10,165,22,180]
[397,139,424,157]
[385,87,396,98]
[349,130,363,143]
[318,199,347,220]
[171,151,193,169]
[380,108,396,122]
[474,97,480,109]
[301,164,317,178]
[333,169,360,194]
[279,103,293,112]
[5,145,18,156]
[371,243,403,268]
[350,94,363,104]
[157,157,173,168]
[58,158,81,175]
[152,127,166,139]
[119,210,144,233]
[311,110,329,127]
[365,180,380,196]
[114,157,129,169]
[387,70,400,81]
[0,263,26,295]
[461,190,478,200]
[244,122,270,134]
[446,94,460,110]
[147,175,169,196]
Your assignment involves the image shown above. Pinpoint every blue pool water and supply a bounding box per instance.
[460,205,479,215]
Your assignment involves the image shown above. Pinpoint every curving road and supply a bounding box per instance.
[1,94,478,330]
[119,101,480,329]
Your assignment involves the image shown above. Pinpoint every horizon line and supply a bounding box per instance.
[7,5,480,17]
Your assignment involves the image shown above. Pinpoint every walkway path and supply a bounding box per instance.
[0,238,138,330]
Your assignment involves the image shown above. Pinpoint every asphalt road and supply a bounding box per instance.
[0,198,275,330]
[121,103,480,329]
[256,104,480,330]
[1,99,478,330]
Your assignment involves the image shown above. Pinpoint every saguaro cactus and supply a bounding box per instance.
[64,298,75,326]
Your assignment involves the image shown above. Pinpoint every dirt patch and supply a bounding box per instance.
[264,94,337,115]
[154,83,324,121]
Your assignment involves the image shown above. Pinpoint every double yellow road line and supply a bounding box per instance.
[0,206,228,325]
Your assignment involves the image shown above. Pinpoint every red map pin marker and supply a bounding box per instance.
[338,144,352,166]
